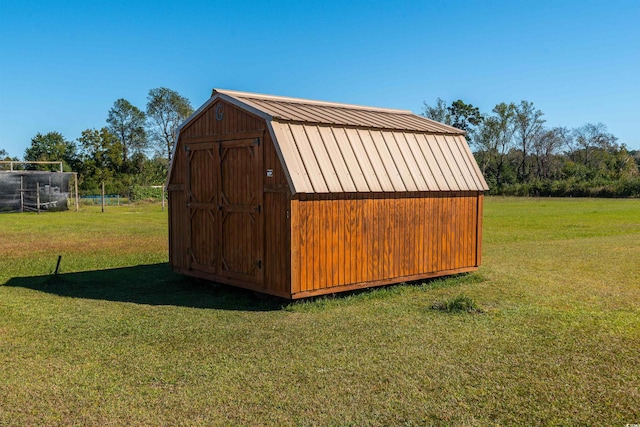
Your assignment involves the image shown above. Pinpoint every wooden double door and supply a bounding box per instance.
[185,133,263,285]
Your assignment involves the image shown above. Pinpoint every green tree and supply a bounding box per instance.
[571,123,617,169]
[0,148,13,170]
[514,100,545,181]
[531,127,566,180]
[474,102,516,189]
[76,128,125,193]
[146,87,193,162]
[24,132,79,171]
[107,99,147,166]
[448,100,483,143]
[422,98,452,125]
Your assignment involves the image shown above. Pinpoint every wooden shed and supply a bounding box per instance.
[167,89,489,299]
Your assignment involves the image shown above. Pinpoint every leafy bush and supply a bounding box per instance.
[498,178,640,198]
[130,185,165,202]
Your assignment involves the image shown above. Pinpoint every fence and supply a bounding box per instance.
[80,195,126,205]
[0,171,75,213]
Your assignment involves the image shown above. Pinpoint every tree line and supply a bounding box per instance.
[2,91,639,198]
[0,87,193,198]
[423,99,640,197]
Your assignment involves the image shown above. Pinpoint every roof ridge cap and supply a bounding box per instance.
[213,88,412,115]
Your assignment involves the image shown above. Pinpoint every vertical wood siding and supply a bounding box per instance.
[169,97,485,299]
[168,144,188,269]
[168,100,292,296]
[290,192,481,296]
[263,135,291,293]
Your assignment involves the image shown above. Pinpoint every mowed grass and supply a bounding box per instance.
[1,198,639,426]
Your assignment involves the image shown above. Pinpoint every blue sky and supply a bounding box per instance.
[1,0,639,158]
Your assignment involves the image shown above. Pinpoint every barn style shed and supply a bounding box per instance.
[167,89,489,299]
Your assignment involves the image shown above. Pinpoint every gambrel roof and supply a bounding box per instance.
[171,89,489,194]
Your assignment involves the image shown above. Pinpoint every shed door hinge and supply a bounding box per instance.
[256,260,262,269]
[253,137,260,146]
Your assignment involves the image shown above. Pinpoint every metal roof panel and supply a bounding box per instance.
[177,89,490,195]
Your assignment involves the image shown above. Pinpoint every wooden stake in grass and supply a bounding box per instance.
[54,255,62,275]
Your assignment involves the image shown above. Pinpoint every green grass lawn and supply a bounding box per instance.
[1,199,639,426]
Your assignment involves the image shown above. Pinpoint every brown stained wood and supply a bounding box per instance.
[420,196,426,272]
[331,199,339,288]
[352,194,360,284]
[365,198,373,283]
[410,197,417,273]
[290,199,301,294]
[291,266,479,299]
[466,195,472,266]
[383,197,391,279]
[169,93,485,298]
[477,193,483,267]
[315,198,324,290]
[304,199,312,292]
[337,197,345,286]
[359,198,366,283]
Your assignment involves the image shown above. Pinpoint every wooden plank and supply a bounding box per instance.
[350,193,358,284]
[366,197,373,282]
[291,266,480,299]
[477,193,483,267]
[436,194,443,272]
[355,197,364,283]
[410,196,417,275]
[290,199,301,294]
[254,135,264,287]
[417,196,425,273]
[167,184,184,192]
[337,197,345,286]
[174,267,293,299]
[465,195,471,266]
[306,199,314,291]
[383,196,392,279]
[330,199,339,287]
[353,194,360,282]
[215,139,223,274]
[317,199,326,290]
[263,185,290,193]
[185,148,193,270]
